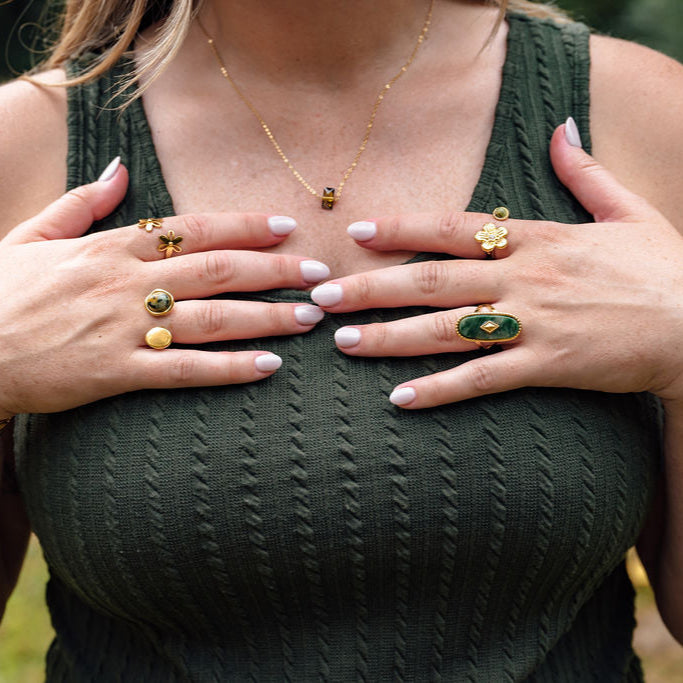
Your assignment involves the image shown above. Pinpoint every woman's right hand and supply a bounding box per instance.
[0,159,329,419]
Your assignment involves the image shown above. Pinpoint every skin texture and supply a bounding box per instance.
[1,0,683,641]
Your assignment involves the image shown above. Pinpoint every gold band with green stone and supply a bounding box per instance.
[456,304,522,349]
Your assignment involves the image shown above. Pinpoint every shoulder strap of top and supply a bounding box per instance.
[489,14,592,222]
[65,57,174,232]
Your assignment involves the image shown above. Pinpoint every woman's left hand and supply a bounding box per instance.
[311,122,683,409]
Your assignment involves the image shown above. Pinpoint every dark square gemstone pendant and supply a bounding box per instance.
[321,187,336,210]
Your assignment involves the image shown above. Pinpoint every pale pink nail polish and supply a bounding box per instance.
[295,305,324,325]
[98,156,121,182]
[311,283,343,307]
[565,117,583,149]
[347,221,376,241]
[300,260,331,283]
[389,387,416,406]
[267,216,297,235]
[254,353,282,372]
[335,327,361,347]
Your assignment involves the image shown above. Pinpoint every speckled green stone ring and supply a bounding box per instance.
[144,289,175,317]
[456,304,522,349]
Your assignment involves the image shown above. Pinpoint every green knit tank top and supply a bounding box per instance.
[15,14,661,681]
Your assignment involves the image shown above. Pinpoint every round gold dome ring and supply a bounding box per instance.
[474,206,510,259]
[145,327,173,350]
[144,289,175,317]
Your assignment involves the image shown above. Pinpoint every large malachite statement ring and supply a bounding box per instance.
[145,327,172,350]
[456,304,522,349]
[144,289,175,316]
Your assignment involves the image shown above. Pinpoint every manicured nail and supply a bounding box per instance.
[255,353,282,372]
[335,326,361,347]
[565,117,583,149]
[98,156,121,182]
[294,304,325,325]
[300,260,331,283]
[311,283,343,307]
[389,387,416,406]
[267,215,297,236]
[347,220,377,241]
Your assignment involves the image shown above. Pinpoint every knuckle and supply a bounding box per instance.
[415,260,448,295]
[168,354,197,384]
[354,273,374,304]
[197,304,227,336]
[385,215,402,242]
[270,254,290,280]
[203,251,235,285]
[432,311,459,343]
[467,362,497,394]
[180,213,210,245]
[437,211,466,242]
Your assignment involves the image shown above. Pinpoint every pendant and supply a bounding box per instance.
[321,187,336,210]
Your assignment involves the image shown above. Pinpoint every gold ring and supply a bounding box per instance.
[145,327,172,350]
[456,304,522,349]
[144,289,175,316]
[158,230,183,258]
[138,218,164,232]
[475,207,510,259]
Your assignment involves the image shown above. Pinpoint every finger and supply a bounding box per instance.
[550,118,655,223]
[387,347,533,409]
[130,349,284,389]
[345,211,528,257]
[149,251,331,299]
[124,213,299,261]
[167,301,325,344]
[310,259,500,312]
[5,157,129,245]
[333,306,517,356]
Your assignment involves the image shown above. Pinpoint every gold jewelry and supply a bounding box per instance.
[139,218,164,233]
[475,208,510,259]
[0,417,13,432]
[145,327,173,350]
[492,206,510,221]
[198,0,434,210]
[145,289,175,317]
[456,304,521,349]
[158,230,183,258]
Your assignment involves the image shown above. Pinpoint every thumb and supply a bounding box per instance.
[5,156,129,245]
[550,118,652,223]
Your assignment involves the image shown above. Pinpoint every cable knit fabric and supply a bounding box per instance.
[15,14,661,682]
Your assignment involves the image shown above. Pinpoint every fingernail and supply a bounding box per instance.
[255,353,282,372]
[347,220,376,241]
[311,283,343,307]
[389,387,416,406]
[300,260,331,283]
[294,304,325,325]
[98,156,121,182]
[565,117,583,149]
[335,326,361,347]
[267,215,297,236]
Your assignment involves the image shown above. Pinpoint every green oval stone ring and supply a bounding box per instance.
[456,304,522,348]
[144,289,175,317]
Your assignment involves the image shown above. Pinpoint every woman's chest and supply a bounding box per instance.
[16,317,661,634]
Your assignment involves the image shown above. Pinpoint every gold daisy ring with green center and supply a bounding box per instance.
[144,289,175,316]
[456,304,522,348]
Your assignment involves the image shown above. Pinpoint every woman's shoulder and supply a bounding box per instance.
[0,69,68,236]
[589,34,683,226]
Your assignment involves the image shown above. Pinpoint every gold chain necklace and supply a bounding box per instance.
[198,1,434,210]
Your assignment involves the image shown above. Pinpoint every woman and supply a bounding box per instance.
[1,0,682,679]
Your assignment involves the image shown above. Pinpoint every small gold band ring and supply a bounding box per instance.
[157,230,183,258]
[144,289,175,317]
[138,218,164,232]
[145,327,173,350]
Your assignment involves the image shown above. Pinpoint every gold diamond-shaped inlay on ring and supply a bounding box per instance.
[480,320,500,334]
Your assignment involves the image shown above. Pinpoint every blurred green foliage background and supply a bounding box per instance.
[0,0,682,82]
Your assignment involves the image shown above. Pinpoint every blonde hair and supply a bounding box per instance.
[31,1,568,97]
